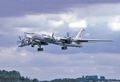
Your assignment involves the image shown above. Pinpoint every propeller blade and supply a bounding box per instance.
[67,32,69,37]
[17,41,22,45]
[24,34,27,38]
[52,33,54,38]
[17,41,22,42]
[19,36,22,40]
[24,32,35,34]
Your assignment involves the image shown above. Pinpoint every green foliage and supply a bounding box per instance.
[0,70,118,82]
[0,70,39,82]
[40,78,81,82]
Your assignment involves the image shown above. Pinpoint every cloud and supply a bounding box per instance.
[1,3,120,35]
[0,11,119,52]
[0,47,31,67]
[0,46,120,80]
[69,20,87,29]
[0,13,88,36]
[48,20,64,28]
[1,0,120,17]
[74,3,120,17]
[108,16,120,32]
[0,2,120,80]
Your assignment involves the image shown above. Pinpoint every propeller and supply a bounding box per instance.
[17,36,22,43]
[52,33,54,38]
[17,36,23,43]
[67,32,70,38]
[24,32,35,35]
[65,32,72,39]
[62,32,72,44]
[17,33,33,47]
[17,35,27,44]
[19,36,22,40]
[17,36,23,46]
[51,33,55,40]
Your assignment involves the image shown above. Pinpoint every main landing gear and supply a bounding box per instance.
[61,46,67,50]
[37,45,44,51]
[37,48,44,51]
[31,45,35,47]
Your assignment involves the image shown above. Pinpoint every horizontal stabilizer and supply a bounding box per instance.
[74,39,112,43]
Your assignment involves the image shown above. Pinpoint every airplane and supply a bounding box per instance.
[17,29,112,51]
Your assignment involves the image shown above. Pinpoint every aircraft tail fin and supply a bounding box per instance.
[75,28,85,40]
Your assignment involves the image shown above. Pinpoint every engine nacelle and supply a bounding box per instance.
[40,41,48,45]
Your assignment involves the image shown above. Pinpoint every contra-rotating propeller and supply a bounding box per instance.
[62,32,73,44]
[51,33,55,39]
[65,32,72,40]
[17,34,32,47]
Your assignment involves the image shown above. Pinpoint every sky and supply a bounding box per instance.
[0,0,120,81]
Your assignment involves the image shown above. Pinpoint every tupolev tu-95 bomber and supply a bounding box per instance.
[17,29,112,51]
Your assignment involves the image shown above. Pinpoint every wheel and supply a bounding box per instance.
[61,46,67,50]
[31,45,34,47]
[37,48,44,51]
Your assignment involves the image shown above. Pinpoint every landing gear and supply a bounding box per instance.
[31,45,35,47]
[61,46,67,50]
[37,44,44,51]
[37,48,44,51]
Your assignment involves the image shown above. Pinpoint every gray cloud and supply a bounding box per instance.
[0,47,120,80]
[0,11,120,53]
[0,0,120,17]
[0,1,120,80]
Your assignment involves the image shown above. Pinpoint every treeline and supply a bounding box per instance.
[1,70,113,82]
[0,70,83,82]
[0,70,39,82]
[41,78,81,82]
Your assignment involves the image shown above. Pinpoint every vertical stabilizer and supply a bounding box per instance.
[75,28,85,40]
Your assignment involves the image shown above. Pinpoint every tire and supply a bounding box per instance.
[61,46,67,50]
[31,45,34,47]
[37,48,43,51]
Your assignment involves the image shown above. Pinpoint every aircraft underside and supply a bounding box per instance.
[35,43,82,51]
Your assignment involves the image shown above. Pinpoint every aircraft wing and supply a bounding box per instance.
[74,39,112,43]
